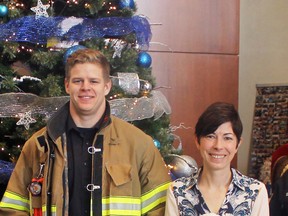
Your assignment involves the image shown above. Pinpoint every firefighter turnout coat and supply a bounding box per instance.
[0,102,171,215]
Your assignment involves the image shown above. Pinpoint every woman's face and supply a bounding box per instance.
[196,122,241,172]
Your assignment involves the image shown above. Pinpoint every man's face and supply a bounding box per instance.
[65,62,111,118]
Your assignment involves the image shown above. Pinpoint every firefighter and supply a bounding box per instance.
[0,48,171,216]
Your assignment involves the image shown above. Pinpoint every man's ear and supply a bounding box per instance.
[64,78,70,94]
[104,80,112,96]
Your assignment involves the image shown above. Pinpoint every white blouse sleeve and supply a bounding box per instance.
[165,184,179,216]
[251,182,270,216]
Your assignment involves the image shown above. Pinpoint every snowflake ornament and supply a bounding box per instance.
[16,111,37,130]
[104,39,127,58]
[31,0,50,18]
[112,40,126,58]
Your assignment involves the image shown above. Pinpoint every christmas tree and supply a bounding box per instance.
[0,0,181,189]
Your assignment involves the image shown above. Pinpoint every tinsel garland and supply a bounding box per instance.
[0,160,14,184]
[0,91,171,122]
[0,15,151,48]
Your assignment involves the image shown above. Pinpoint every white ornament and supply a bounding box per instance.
[31,0,50,18]
[112,40,126,58]
[116,72,140,95]
[104,39,127,58]
[13,76,42,83]
[58,17,84,34]
[16,111,37,130]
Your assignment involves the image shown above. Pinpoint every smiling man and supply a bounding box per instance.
[0,48,171,216]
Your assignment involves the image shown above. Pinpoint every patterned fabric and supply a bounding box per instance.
[172,168,262,216]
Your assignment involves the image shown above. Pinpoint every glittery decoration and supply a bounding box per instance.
[0,93,69,119]
[111,73,152,95]
[150,90,171,120]
[110,90,171,121]
[0,160,15,184]
[30,0,50,18]
[116,72,140,95]
[58,16,83,34]
[0,91,171,127]
[104,39,130,58]
[112,40,126,58]
[0,15,151,49]
[16,111,37,130]
[13,75,42,83]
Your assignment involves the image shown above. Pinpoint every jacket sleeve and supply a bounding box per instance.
[140,137,171,216]
[269,183,282,216]
[0,136,41,215]
[269,171,288,216]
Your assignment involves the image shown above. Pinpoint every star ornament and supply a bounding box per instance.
[31,0,50,18]
[16,111,37,130]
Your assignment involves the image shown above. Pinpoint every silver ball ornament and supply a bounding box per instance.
[140,81,152,96]
[170,155,198,179]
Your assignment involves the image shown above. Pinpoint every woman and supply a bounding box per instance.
[165,102,269,216]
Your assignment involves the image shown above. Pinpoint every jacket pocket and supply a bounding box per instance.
[105,163,131,186]
[105,163,133,196]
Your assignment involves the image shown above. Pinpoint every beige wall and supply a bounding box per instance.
[136,0,240,166]
[239,0,288,174]
[137,0,288,175]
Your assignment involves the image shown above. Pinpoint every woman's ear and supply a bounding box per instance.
[195,136,200,150]
[236,137,243,150]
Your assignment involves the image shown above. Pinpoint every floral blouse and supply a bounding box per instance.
[165,168,269,216]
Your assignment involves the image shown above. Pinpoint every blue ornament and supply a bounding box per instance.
[169,171,178,181]
[153,139,161,149]
[119,0,135,9]
[137,52,152,68]
[0,5,8,17]
[63,45,86,64]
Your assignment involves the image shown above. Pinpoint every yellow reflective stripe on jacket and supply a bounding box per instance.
[102,181,170,215]
[102,197,141,215]
[141,181,170,214]
[0,191,30,212]
[42,204,57,215]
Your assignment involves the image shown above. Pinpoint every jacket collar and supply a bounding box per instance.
[46,100,111,142]
[46,102,69,142]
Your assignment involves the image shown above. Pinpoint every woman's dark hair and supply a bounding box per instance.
[195,102,243,144]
